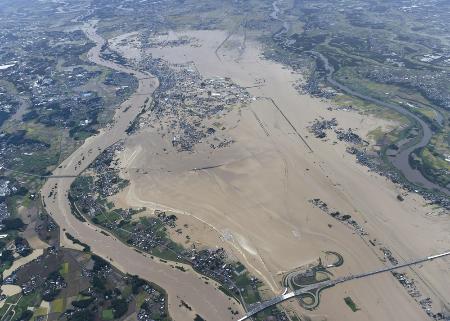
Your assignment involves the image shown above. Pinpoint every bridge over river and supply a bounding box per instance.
[237,251,450,321]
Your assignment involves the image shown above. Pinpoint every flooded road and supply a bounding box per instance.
[40,22,242,321]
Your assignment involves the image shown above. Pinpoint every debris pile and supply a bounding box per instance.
[308,118,338,138]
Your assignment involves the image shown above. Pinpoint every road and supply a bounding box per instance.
[1,167,77,179]
[308,52,450,196]
[39,22,242,321]
[0,295,22,321]
[237,251,450,321]
[268,0,449,196]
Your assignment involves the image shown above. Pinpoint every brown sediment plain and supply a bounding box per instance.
[110,29,450,320]
[40,23,243,321]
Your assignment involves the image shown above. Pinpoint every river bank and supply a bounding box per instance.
[107,24,450,321]
[268,0,449,199]
[39,22,243,321]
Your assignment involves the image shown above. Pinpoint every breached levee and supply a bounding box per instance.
[40,22,243,321]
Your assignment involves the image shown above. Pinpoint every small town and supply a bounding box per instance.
[133,57,252,151]
[1,0,450,321]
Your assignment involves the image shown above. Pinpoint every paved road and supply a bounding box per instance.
[267,0,449,196]
[39,22,242,321]
[237,251,450,321]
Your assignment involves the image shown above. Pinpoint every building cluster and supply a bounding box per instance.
[69,175,104,220]
[0,85,20,124]
[335,128,364,145]
[14,236,32,257]
[392,271,447,320]
[0,179,12,223]
[21,275,38,295]
[380,247,398,266]
[41,270,67,301]
[346,146,450,210]
[308,117,365,145]
[137,294,166,321]
[0,29,106,130]
[294,71,336,99]
[135,284,169,321]
[35,213,58,235]
[136,58,252,151]
[0,201,9,223]
[365,67,450,111]
[309,198,368,236]
[142,33,198,49]
[128,218,174,252]
[155,211,177,228]
[103,70,138,99]
[0,178,15,224]
[5,248,62,297]
[308,117,338,138]
[418,53,450,66]
[309,196,446,318]
[88,141,129,198]
[0,178,26,230]
[191,248,245,291]
[0,178,16,197]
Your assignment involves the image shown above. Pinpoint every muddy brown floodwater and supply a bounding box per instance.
[40,22,243,321]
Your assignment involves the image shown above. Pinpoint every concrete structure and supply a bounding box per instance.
[237,251,450,321]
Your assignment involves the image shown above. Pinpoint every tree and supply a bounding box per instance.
[111,298,128,318]
[1,218,25,231]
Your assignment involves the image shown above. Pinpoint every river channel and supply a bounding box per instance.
[40,22,242,321]
[269,0,449,195]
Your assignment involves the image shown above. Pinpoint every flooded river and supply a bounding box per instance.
[40,22,242,321]
[312,51,449,195]
[269,0,449,195]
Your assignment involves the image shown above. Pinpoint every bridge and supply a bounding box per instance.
[237,251,450,321]
[0,167,78,179]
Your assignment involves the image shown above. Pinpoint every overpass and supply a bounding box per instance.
[237,251,450,321]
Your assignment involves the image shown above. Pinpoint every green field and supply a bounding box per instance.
[344,296,360,312]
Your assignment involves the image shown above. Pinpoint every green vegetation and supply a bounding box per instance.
[1,249,171,321]
[102,309,114,320]
[1,217,26,231]
[111,298,128,318]
[59,262,69,275]
[271,0,450,191]
[234,272,261,305]
[417,146,450,187]
[344,296,360,312]
[65,232,91,252]
[194,315,206,321]
[0,292,42,321]
[51,298,66,313]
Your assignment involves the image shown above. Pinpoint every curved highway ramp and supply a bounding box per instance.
[237,251,450,321]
